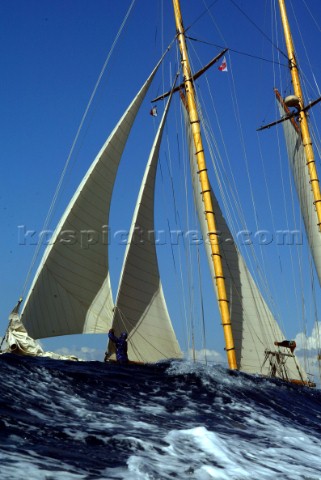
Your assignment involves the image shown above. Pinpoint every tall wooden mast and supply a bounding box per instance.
[279,0,321,231]
[172,0,237,369]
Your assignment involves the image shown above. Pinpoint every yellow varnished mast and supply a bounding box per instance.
[279,0,321,231]
[172,0,237,369]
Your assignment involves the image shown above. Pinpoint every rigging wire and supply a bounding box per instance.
[185,1,284,334]
[177,85,201,362]
[185,35,288,68]
[197,246,208,365]
[158,2,194,357]
[185,0,220,33]
[185,10,298,356]
[301,0,321,34]
[227,0,288,61]
[179,131,196,360]
[20,0,136,299]
[205,56,280,326]
[191,4,287,331]
[184,34,280,356]
[182,43,230,363]
[157,35,213,361]
[155,34,191,356]
[184,0,289,68]
[188,0,288,62]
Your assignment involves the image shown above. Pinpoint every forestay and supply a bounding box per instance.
[21,63,161,339]
[108,90,182,363]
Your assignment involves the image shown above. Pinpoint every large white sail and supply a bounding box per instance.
[21,65,160,339]
[184,100,308,382]
[108,92,182,363]
[277,100,321,284]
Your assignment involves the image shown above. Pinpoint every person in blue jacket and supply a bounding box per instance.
[106,329,128,364]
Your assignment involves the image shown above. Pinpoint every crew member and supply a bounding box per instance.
[106,329,128,364]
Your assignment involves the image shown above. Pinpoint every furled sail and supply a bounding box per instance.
[3,299,78,360]
[277,100,321,284]
[108,92,182,363]
[6,299,44,356]
[21,64,161,339]
[183,99,308,382]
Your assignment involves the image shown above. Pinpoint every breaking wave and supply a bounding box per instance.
[1,354,321,479]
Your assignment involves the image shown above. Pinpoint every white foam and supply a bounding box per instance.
[121,421,321,480]
[0,450,87,480]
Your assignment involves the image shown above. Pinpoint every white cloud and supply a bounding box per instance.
[294,322,321,351]
[54,346,104,361]
[291,324,321,386]
[185,348,225,364]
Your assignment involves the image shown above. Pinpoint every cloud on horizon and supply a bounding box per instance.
[53,346,104,361]
[295,322,321,351]
[185,348,225,364]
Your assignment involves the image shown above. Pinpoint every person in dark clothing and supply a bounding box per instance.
[105,329,128,364]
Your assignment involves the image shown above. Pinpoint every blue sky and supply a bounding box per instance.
[1,1,321,369]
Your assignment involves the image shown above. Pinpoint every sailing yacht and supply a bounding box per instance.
[1,1,320,386]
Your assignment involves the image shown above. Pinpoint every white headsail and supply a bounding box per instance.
[277,100,321,285]
[108,92,182,363]
[183,99,308,382]
[21,63,161,339]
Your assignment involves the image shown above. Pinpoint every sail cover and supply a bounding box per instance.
[108,91,182,363]
[277,100,321,285]
[183,100,308,382]
[21,64,160,339]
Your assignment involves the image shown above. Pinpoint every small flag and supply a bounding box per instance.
[150,106,158,117]
[218,56,228,72]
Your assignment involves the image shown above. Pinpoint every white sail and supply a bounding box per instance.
[184,100,308,382]
[21,65,160,339]
[108,93,182,363]
[277,100,321,284]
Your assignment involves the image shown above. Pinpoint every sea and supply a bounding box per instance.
[1,354,321,480]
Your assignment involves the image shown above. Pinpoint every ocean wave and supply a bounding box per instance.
[1,354,321,479]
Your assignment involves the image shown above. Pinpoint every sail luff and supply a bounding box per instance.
[21,62,161,339]
[172,0,237,369]
[108,85,182,363]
